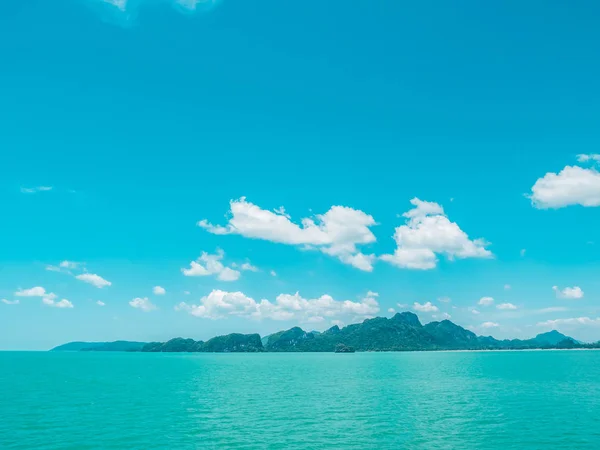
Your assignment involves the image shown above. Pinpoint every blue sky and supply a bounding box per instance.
[1,0,600,350]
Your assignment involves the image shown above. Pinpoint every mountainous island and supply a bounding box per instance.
[52,312,599,353]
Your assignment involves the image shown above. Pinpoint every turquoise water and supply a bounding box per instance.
[2,351,600,449]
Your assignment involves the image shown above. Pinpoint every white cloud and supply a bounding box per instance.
[20,186,52,194]
[15,287,47,297]
[478,297,494,306]
[96,300,106,306]
[380,198,492,270]
[175,290,380,323]
[530,166,600,208]
[470,308,480,315]
[181,250,241,282]
[43,297,74,308]
[577,154,600,163]
[76,273,112,289]
[1,299,19,305]
[388,308,396,313]
[46,260,82,273]
[432,312,451,320]
[481,322,499,328]
[129,297,156,312]
[183,290,191,295]
[16,287,65,307]
[537,317,600,328]
[60,260,80,269]
[84,0,221,27]
[397,303,408,309]
[553,285,584,299]
[240,262,259,272]
[199,197,377,271]
[504,284,511,290]
[497,303,517,310]
[438,297,451,303]
[536,307,568,314]
[412,301,438,313]
[270,270,277,277]
[153,286,166,295]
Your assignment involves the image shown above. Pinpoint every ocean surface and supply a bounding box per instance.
[1,351,600,449]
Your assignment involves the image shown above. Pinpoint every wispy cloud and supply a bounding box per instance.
[83,0,222,27]
[20,186,52,194]
[1,299,19,305]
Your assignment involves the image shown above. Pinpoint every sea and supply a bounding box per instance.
[1,350,599,449]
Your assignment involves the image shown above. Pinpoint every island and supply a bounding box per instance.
[51,311,600,353]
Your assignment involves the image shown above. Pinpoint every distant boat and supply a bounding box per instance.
[335,344,355,353]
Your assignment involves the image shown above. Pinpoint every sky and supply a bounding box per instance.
[1,0,600,350]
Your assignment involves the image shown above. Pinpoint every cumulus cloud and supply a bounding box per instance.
[97,300,106,306]
[76,273,112,289]
[496,302,517,310]
[412,301,438,313]
[481,322,499,328]
[20,186,52,194]
[181,250,241,281]
[1,299,19,305]
[478,297,494,306]
[153,286,166,295]
[175,290,380,323]
[199,197,377,271]
[380,198,492,270]
[530,166,600,208]
[129,297,157,312]
[553,285,584,299]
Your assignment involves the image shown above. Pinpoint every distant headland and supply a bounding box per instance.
[51,312,599,353]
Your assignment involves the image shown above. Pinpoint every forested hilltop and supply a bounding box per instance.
[52,312,599,353]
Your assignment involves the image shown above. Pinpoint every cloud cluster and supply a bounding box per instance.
[15,287,73,308]
[553,285,584,299]
[181,250,241,281]
[538,317,600,328]
[530,166,600,208]
[380,198,492,270]
[577,154,600,163]
[200,198,378,271]
[175,290,380,324]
